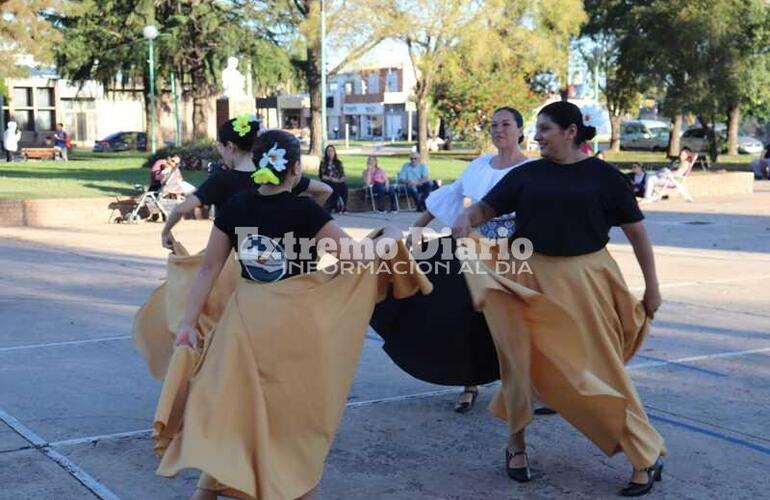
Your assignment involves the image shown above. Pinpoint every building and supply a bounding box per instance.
[2,68,220,149]
[328,62,416,141]
[254,47,418,142]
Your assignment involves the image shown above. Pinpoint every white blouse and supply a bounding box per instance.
[425,154,533,227]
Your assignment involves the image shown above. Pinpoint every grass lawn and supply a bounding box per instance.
[0,149,752,200]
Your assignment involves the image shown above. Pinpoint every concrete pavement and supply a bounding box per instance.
[1,184,769,499]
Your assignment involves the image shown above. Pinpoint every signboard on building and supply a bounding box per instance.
[343,103,384,115]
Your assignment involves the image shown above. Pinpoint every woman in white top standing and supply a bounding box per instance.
[371,107,533,413]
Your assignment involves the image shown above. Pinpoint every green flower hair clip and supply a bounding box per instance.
[233,113,252,137]
[251,167,280,186]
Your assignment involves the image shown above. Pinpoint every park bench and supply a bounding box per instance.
[21,147,57,161]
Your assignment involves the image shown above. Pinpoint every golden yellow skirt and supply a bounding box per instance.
[462,245,666,469]
[132,242,240,379]
[139,240,431,499]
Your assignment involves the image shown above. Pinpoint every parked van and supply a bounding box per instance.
[620,120,670,151]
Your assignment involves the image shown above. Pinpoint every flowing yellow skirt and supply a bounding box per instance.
[139,239,431,499]
[132,242,240,379]
[462,244,666,469]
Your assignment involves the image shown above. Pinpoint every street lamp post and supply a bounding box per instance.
[320,0,328,147]
[143,25,159,154]
[593,47,601,154]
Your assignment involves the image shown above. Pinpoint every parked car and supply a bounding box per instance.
[93,131,147,152]
[680,126,763,155]
[620,120,670,151]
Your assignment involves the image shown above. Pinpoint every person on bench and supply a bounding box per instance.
[362,155,397,213]
[52,123,70,161]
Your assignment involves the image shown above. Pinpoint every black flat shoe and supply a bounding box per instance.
[454,388,478,414]
[505,448,532,482]
[534,406,557,415]
[620,458,663,497]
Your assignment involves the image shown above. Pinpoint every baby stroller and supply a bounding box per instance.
[110,184,184,223]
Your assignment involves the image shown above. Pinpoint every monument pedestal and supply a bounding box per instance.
[216,97,256,129]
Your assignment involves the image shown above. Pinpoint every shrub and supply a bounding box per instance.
[143,140,221,170]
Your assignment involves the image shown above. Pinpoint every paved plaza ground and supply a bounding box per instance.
[1,185,770,499]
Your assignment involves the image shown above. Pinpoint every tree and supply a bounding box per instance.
[0,0,68,80]
[581,1,648,152]
[54,0,296,142]
[629,0,770,160]
[433,0,584,151]
[254,0,392,156]
[373,0,485,160]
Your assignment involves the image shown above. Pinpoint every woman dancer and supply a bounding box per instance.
[155,130,419,500]
[319,144,349,213]
[453,101,665,496]
[401,107,532,412]
[161,116,331,250]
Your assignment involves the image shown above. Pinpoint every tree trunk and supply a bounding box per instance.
[726,105,740,156]
[142,85,165,151]
[306,45,322,157]
[192,96,207,140]
[609,113,622,152]
[417,97,430,161]
[667,113,683,157]
[699,116,718,163]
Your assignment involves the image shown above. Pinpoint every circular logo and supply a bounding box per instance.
[238,234,287,283]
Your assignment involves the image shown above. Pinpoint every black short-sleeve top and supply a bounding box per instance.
[214,191,333,282]
[482,157,644,256]
[195,170,312,207]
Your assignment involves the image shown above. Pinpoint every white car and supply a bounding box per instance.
[620,120,670,151]
[680,126,763,155]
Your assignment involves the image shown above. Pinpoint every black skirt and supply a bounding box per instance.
[370,236,500,386]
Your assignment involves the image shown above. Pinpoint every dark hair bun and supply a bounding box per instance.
[218,117,260,152]
[583,126,597,142]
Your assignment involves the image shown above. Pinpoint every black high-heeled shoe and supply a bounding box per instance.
[620,457,663,497]
[505,448,532,482]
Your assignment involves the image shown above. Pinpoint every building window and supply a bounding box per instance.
[360,78,367,95]
[14,110,35,131]
[36,110,55,131]
[36,88,54,108]
[368,73,379,94]
[386,71,399,92]
[344,82,353,95]
[13,87,32,107]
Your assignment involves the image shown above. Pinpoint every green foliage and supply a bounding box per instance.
[142,140,220,171]
[0,0,69,80]
[433,0,585,149]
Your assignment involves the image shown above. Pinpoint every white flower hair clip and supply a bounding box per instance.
[259,143,288,172]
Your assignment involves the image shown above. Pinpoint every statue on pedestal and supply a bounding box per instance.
[221,56,246,99]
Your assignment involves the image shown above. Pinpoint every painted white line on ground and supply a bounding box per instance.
[43,447,121,500]
[0,407,121,500]
[629,346,770,369]
[51,429,153,448]
[629,273,770,293]
[0,336,132,353]
[0,408,47,447]
[346,388,463,408]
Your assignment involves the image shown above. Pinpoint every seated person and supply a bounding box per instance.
[149,156,170,192]
[319,144,349,213]
[751,144,770,179]
[671,147,695,172]
[397,153,439,211]
[51,123,69,161]
[626,163,647,198]
[362,155,397,213]
[643,148,696,200]
[160,155,197,196]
